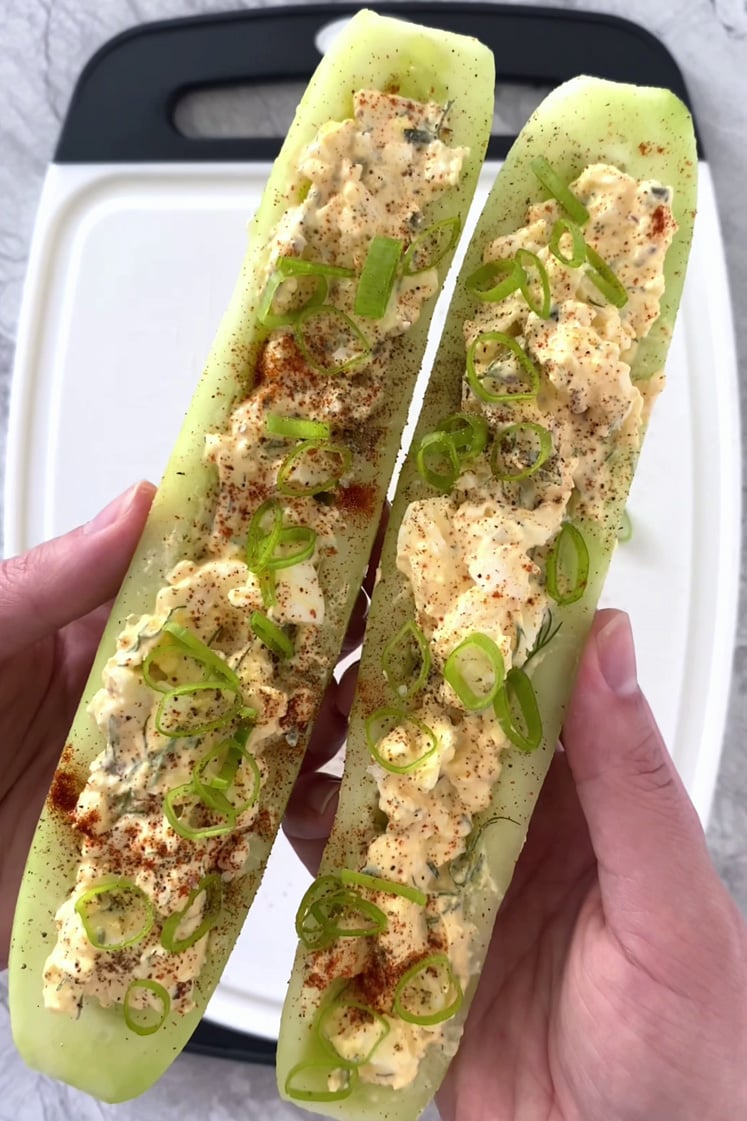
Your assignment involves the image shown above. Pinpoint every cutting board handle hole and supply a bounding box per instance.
[173,81,308,141]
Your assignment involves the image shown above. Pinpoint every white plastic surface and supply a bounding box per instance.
[3,159,740,1040]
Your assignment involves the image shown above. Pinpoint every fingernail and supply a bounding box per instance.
[83,483,147,535]
[596,613,638,697]
[307,778,340,819]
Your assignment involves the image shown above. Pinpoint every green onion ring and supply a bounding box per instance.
[75,880,154,952]
[415,430,461,492]
[494,667,543,753]
[549,218,587,268]
[123,979,171,1036]
[163,783,236,840]
[338,869,427,907]
[193,734,261,817]
[381,619,431,700]
[546,522,590,606]
[392,952,463,1026]
[437,411,489,460]
[265,414,331,441]
[317,995,390,1067]
[466,332,541,403]
[530,155,590,226]
[584,244,629,308]
[143,622,239,694]
[490,422,554,482]
[250,610,294,659]
[277,439,352,497]
[295,876,388,949]
[160,873,223,953]
[402,216,461,275]
[365,707,438,774]
[516,248,551,319]
[155,680,247,738]
[354,235,403,319]
[267,525,318,569]
[277,257,355,279]
[444,633,506,711]
[464,258,523,303]
[258,271,327,329]
[284,1062,357,1103]
[245,499,284,573]
[294,305,371,376]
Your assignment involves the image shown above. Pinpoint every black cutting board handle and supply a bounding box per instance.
[56,2,700,163]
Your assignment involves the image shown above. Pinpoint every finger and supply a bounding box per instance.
[562,608,711,930]
[0,482,156,659]
[284,773,340,876]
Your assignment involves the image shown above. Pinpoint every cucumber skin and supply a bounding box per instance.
[8,11,495,1103]
[277,76,697,1121]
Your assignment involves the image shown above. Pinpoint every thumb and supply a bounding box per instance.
[562,608,711,934]
[0,482,155,659]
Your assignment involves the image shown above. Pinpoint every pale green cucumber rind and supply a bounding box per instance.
[9,11,495,1102]
[277,77,696,1119]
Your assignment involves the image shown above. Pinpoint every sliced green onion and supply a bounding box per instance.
[491,422,553,482]
[75,880,154,952]
[245,499,284,573]
[549,218,587,268]
[295,876,387,950]
[294,305,370,376]
[494,667,543,753]
[277,257,355,280]
[444,633,505,711]
[466,332,540,403]
[163,783,236,840]
[402,216,461,275]
[277,439,351,497]
[416,430,461,492]
[465,258,523,303]
[193,732,261,817]
[285,1062,357,1103]
[123,979,170,1036]
[143,622,239,693]
[250,610,294,659]
[259,568,277,608]
[618,508,633,543]
[354,236,402,319]
[317,995,390,1067]
[531,155,589,226]
[381,619,431,699]
[155,680,248,738]
[437,412,489,460]
[339,869,427,907]
[269,525,318,569]
[585,244,629,308]
[516,248,551,319]
[266,414,330,441]
[160,873,223,953]
[258,271,327,329]
[546,522,590,606]
[392,952,463,1026]
[366,707,438,774]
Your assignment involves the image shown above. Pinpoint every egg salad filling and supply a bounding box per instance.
[291,163,677,1093]
[43,90,468,1025]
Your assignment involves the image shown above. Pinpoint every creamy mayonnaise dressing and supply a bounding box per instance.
[311,164,676,1087]
[44,91,467,1019]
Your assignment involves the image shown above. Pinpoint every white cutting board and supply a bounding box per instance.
[3,157,740,1041]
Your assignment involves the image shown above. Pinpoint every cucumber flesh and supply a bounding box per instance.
[276,76,697,1121]
[8,11,495,1102]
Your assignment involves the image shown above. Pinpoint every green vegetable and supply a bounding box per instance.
[10,11,494,1101]
[466,331,541,402]
[278,75,696,1120]
[75,880,154,952]
[123,981,171,1038]
[354,236,403,319]
[443,633,506,711]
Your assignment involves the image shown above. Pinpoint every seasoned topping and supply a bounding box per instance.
[44,89,467,1026]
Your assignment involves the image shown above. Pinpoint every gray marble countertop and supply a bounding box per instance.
[1,1,745,1118]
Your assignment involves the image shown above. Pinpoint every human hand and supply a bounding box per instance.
[285,609,747,1121]
[0,482,155,968]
